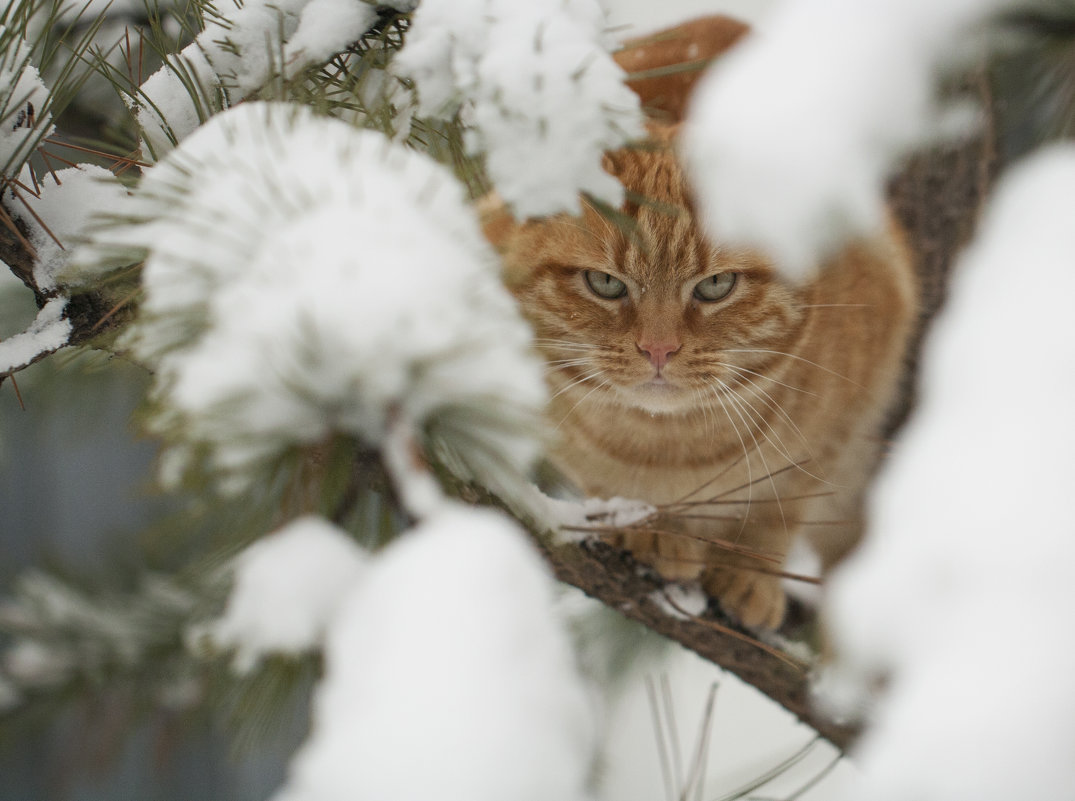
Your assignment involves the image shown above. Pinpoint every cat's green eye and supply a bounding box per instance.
[584,270,628,300]
[693,272,737,302]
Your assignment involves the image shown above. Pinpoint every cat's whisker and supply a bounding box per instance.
[718,348,863,388]
[719,368,833,487]
[710,360,817,397]
[545,357,594,371]
[726,368,814,452]
[664,490,835,509]
[799,303,874,309]
[667,447,752,506]
[550,368,606,399]
[532,337,614,353]
[713,380,790,541]
[538,347,598,357]
[707,384,755,540]
[716,378,824,490]
[692,387,715,441]
[555,376,613,430]
[545,354,594,363]
[533,339,601,348]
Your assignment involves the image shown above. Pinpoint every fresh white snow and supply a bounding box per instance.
[74,102,546,492]
[0,296,70,375]
[132,0,417,156]
[393,0,644,218]
[0,32,52,176]
[541,491,657,542]
[274,503,597,801]
[682,0,1010,280]
[824,145,1075,800]
[195,516,367,672]
[8,164,128,291]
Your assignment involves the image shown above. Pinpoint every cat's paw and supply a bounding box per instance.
[702,568,786,629]
[611,528,706,582]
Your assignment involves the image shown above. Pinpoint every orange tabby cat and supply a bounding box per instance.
[485,18,917,629]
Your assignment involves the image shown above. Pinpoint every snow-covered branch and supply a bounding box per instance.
[131,0,418,156]
[73,101,547,496]
[0,20,54,177]
[0,569,203,712]
[0,296,70,378]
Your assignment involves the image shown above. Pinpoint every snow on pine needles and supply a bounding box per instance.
[72,101,547,495]
[392,0,644,218]
[11,164,128,291]
[131,0,418,157]
[0,24,52,178]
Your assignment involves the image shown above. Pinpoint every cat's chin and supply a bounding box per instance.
[620,379,693,414]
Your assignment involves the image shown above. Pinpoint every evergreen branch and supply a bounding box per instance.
[0,570,207,715]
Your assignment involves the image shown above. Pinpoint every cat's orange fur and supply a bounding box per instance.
[485,18,917,629]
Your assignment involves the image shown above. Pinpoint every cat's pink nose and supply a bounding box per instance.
[637,339,680,371]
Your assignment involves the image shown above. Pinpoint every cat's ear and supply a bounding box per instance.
[478,194,536,290]
[478,193,518,252]
[615,15,750,124]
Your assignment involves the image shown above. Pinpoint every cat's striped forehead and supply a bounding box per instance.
[595,143,728,285]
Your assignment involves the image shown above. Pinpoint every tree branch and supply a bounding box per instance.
[543,536,858,749]
[0,216,134,379]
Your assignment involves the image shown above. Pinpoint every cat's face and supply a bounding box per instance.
[488,131,804,417]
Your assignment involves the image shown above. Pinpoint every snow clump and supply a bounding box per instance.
[823,145,1075,801]
[274,503,597,801]
[393,0,644,218]
[194,516,367,673]
[683,0,1007,281]
[133,0,416,156]
[10,164,128,291]
[73,102,547,493]
[0,29,52,177]
[0,297,70,375]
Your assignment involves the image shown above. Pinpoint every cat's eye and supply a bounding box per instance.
[584,270,628,300]
[693,272,737,302]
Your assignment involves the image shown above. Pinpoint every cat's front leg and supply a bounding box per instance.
[701,564,786,629]
[609,514,711,583]
[609,513,790,629]
[695,514,793,629]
